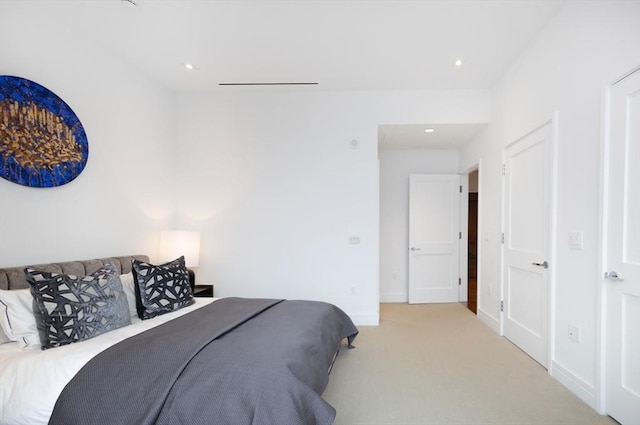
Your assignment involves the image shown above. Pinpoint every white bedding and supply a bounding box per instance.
[0,298,217,425]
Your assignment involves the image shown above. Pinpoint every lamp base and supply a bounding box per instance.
[187,268,196,291]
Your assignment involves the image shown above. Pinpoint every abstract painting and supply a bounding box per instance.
[0,76,88,187]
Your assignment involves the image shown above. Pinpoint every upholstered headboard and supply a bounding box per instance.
[0,255,149,291]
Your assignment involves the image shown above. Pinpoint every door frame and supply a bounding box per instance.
[499,115,558,370]
[461,162,482,312]
[596,65,640,415]
[460,173,469,304]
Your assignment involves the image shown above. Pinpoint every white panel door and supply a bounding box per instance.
[408,174,460,304]
[604,68,640,425]
[503,123,551,368]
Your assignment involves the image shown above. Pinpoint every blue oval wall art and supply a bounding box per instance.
[0,76,88,187]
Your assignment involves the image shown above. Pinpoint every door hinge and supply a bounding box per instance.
[458,278,462,286]
[459,232,462,239]
[459,185,463,193]
[502,164,506,176]
[501,233,505,244]
[501,300,504,312]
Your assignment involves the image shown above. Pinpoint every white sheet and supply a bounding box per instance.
[0,298,217,425]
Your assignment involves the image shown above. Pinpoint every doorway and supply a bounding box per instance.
[467,169,479,314]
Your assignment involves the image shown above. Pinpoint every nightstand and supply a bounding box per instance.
[193,284,214,297]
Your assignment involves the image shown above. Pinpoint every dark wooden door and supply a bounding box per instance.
[467,192,478,314]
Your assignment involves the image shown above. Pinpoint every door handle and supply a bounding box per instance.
[410,247,421,251]
[532,261,548,269]
[604,271,624,282]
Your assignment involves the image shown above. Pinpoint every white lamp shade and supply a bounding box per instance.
[159,230,200,267]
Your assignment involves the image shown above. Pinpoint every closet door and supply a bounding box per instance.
[604,68,640,425]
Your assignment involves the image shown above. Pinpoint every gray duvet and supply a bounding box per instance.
[49,297,358,425]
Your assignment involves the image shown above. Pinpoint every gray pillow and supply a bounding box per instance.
[132,256,194,320]
[25,263,131,349]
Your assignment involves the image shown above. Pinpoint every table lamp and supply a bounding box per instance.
[159,230,200,285]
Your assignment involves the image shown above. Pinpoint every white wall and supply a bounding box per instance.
[379,149,459,302]
[460,0,640,409]
[0,3,176,267]
[174,90,489,324]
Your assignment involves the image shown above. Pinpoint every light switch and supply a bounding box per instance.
[569,232,583,250]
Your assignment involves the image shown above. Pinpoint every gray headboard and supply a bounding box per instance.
[0,255,149,291]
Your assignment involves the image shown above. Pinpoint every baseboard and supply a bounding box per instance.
[551,360,597,409]
[380,292,407,303]
[477,307,500,333]
[348,312,379,326]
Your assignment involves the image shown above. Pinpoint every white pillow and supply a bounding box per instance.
[120,273,137,318]
[0,323,10,344]
[0,289,40,348]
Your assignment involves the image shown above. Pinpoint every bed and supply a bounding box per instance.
[0,255,358,425]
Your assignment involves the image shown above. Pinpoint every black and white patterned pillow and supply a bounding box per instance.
[131,256,194,320]
[25,263,131,350]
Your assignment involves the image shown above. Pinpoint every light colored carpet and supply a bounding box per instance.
[323,303,617,425]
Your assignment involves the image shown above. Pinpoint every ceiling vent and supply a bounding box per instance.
[218,82,318,86]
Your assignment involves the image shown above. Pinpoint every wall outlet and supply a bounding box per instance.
[350,285,357,295]
[348,235,360,244]
[568,324,581,342]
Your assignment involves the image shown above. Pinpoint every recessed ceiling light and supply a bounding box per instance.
[185,63,194,70]
[425,128,435,133]
[454,59,463,67]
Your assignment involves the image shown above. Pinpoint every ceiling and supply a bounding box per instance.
[378,123,488,150]
[2,0,565,149]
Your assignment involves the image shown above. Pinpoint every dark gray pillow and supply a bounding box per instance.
[132,256,194,320]
[25,263,131,350]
